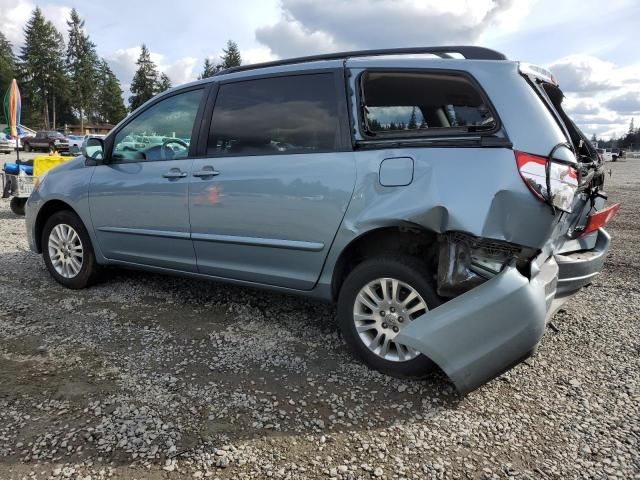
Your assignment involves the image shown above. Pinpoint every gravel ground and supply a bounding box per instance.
[0,155,638,479]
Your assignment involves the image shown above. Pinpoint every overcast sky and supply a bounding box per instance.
[1,0,639,139]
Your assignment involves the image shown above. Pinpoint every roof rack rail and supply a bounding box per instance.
[215,46,508,76]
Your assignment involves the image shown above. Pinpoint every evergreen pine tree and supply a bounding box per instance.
[96,59,127,124]
[157,72,172,93]
[66,8,99,130]
[129,44,159,111]
[20,7,66,128]
[407,107,417,129]
[220,40,241,69]
[198,57,218,79]
[0,32,17,115]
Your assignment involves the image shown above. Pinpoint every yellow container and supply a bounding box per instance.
[33,154,72,178]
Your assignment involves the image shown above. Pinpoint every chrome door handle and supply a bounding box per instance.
[193,166,220,177]
[162,169,188,179]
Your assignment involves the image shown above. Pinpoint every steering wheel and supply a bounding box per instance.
[161,138,189,160]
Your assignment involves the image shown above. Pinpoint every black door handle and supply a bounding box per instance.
[162,168,187,179]
[193,166,220,177]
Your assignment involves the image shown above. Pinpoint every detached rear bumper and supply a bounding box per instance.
[395,228,610,394]
[556,228,610,296]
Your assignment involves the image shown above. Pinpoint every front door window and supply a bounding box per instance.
[112,89,203,163]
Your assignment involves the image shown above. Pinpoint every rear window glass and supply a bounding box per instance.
[361,71,496,135]
[208,73,340,156]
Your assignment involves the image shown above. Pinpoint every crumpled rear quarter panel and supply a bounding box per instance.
[344,147,557,248]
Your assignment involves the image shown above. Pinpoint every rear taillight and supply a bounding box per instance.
[515,150,578,212]
[581,203,620,236]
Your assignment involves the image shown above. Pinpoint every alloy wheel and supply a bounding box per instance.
[353,277,428,362]
[48,223,84,278]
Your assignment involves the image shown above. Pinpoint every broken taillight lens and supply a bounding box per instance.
[515,150,578,212]
[580,203,620,237]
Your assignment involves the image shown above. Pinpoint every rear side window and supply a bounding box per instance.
[361,71,496,136]
[208,73,340,156]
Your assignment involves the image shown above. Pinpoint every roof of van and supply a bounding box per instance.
[166,46,513,93]
[215,46,506,76]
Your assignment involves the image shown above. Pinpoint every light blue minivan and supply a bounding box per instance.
[26,47,618,393]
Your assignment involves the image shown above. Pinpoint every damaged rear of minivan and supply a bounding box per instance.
[335,54,618,393]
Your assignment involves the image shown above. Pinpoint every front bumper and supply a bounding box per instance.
[25,192,42,253]
[395,228,610,393]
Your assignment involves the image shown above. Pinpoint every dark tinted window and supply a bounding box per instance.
[208,73,340,156]
[361,72,496,135]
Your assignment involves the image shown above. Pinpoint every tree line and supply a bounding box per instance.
[0,7,126,130]
[0,6,243,131]
[592,118,640,151]
[128,40,242,111]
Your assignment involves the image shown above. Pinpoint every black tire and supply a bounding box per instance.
[23,142,31,152]
[337,256,441,378]
[41,210,101,289]
[9,197,26,215]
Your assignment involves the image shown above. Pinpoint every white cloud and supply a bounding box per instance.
[549,55,616,93]
[0,0,71,46]
[256,0,518,58]
[41,4,72,43]
[564,100,601,116]
[547,55,640,139]
[241,47,278,65]
[105,46,199,101]
[256,18,345,58]
[104,47,142,90]
[160,57,198,86]
[605,92,640,114]
[0,0,33,46]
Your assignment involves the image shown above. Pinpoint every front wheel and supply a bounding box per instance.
[23,143,31,152]
[9,197,26,215]
[337,256,441,378]
[42,210,101,289]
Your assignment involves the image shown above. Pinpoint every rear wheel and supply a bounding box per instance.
[9,197,26,215]
[42,210,101,289]
[337,256,441,378]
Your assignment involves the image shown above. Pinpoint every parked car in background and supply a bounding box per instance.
[596,148,613,162]
[67,135,85,155]
[68,134,107,155]
[25,46,617,393]
[22,131,70,153]
[0,133,12,154]
[611,148,621,161]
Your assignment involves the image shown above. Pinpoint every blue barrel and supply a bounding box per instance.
[3,163,33,175]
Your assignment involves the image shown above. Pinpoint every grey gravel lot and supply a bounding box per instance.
[0,155,638,479]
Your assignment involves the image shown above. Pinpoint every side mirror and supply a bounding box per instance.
[81,137,104,162]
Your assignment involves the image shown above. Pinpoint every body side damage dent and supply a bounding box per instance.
[395,265,549,393]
